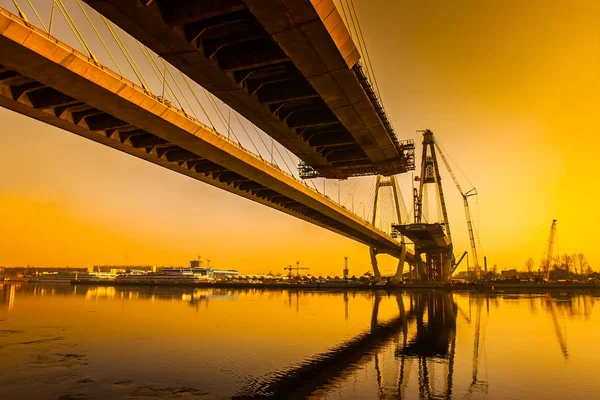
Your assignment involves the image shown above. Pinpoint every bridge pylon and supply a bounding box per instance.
[393,130,455,282]
[370,175,408,282]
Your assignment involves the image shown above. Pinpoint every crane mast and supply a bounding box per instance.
[543,220,557,280]
[434,141,481,277]
[284,261,309,279]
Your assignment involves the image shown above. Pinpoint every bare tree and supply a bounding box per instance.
[578,254,589,275]
[561,254,573,273]
[541,257,550,277]
[572,254,579,275]
[525,258,535,273]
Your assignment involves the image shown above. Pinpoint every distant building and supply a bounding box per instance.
[453,271,478,280]
[190,260,200,269]
[501,269,518,279]
[193,268,238,279]
[0,267,4,281]
[93,265,154,273]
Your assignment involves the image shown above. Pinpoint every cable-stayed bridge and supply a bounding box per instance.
[0,0,426,279]
[81,0,415,180]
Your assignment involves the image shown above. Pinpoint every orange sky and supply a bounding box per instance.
[0,0,599,275]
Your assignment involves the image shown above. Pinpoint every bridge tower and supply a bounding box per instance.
[369,175,408,282]
[393,130,454,282]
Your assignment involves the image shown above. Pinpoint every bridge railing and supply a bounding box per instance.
[0,6,397,240]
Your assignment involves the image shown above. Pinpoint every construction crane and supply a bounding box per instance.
[284,261,309,279]
[542,219,558,280]
[434,140,481,278]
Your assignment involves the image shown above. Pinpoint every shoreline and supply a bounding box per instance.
[61,280,600,292]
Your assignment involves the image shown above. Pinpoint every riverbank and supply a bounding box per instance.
[67,279,600,292]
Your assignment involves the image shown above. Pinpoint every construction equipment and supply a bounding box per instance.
[284,261,309,279]
[542,220,558,280]
[434,139,481,278]
[451,251,468,275]
[393,130,454,282]
[343,257,349,280]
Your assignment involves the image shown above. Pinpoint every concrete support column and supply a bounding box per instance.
[416,255,427,282]
[370,247,381,281]
[391,244,407,282]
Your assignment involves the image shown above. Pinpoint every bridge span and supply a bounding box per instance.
[82,0,415,179]
[0,7,412,259]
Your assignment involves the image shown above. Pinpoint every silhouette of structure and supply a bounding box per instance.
[393,130,456,282]
[82,0,416,179]
[233,290,458,399]
[370,175,408,281]
[0,7,413,263]
[542,219,558,280]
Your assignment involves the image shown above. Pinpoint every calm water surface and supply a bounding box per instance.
[1,284,599,399]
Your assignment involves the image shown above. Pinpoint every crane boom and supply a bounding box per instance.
[434,140,481,277]
[284,262,309,279]
[543,220,557,280]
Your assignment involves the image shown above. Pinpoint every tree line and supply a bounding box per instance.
[524,254,593,275]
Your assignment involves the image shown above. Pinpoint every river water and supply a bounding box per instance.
[0,284,599,399]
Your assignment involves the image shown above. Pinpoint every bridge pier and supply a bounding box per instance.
[369,174,410,282]
[391,244,407,283]
[369,247,381,281]
[370,245,410,283]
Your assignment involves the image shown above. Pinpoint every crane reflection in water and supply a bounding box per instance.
[230,290,460,398]
[231,290,592,399]
[0,284,595,398]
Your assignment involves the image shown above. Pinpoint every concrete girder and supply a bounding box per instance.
[9,81,44,100]
[0,69,19,83]
[163,148,200,162]
[274,98,325,120]
[72,108,103,124]
[237,181,265,191]
[53,103,89,117]
[193,162,227,174]
[204,32,263,59]
[130,133,168,148]
[244,73,299,95]
[297,123,345,139]
[216,172,247,183]
[159,0,245,27]
[181,159,205,170]
[256,79,317,104]
[233,61,293,84]
[84,113,129,131]
[26,87,77,109]
[286,109,337,129]
[322,147,367,163]
[183,10,251,43]
[216,38,288,72]
[103,129,135,144]
[309,133,356,148]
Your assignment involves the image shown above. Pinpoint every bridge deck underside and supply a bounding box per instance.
[0,8,411,258]
[82,0,414,178]
[394,224,450,252]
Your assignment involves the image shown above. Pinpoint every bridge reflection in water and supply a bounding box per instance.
[229,290,458,399]
[1,284,593,399]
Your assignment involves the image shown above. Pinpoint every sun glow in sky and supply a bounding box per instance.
[0,0,599,274]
